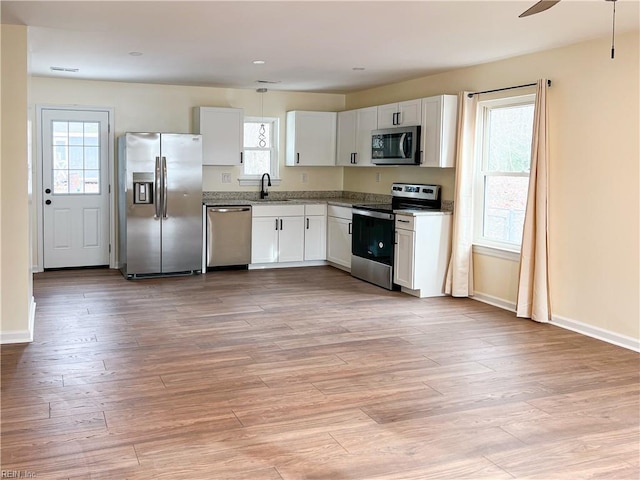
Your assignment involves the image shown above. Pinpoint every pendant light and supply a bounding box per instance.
[257,88,267,147]
[607,0,617,59]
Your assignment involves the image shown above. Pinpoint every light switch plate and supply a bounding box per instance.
[222,173,231,183]
[301,173,308,183]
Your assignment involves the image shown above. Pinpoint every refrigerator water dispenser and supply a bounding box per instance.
[132,172,154,204]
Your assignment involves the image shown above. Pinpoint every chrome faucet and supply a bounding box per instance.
[260,172,272,199]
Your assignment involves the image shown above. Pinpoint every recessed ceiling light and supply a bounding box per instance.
[50,66,79,72]
[352,67,365,71]
[253,60,266,65]
[129,51,143,56]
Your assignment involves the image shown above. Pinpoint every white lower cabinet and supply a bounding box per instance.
[251,205,305,264]
[327,205,352,270]
[304,204,327,261]
[393,213,452,297]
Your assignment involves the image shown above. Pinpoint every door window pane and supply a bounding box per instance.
[84,170,100,193]
[51,121,101,194]
[84,146,99,169]
[69,146,84,169]
[53,170,69,194]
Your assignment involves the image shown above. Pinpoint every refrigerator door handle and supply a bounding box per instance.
[154,156,162,218]
[161,156,168,218]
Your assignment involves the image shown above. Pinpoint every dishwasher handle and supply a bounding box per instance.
[207,206,252,213]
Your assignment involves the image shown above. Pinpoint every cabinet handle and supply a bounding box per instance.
[398,219,410,223]
[393,112,399,125]
[296,153,300,164]
[306,218,310,229]
[240,152,243,164]
[275,218,279,230]
[280,219,283,230]
[348,222,352,235]
[353,153,357,164]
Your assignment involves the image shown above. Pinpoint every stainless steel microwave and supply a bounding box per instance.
[371,126,420,165]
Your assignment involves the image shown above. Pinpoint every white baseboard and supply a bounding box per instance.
[0,296,36,344]
[471,292,516,312]
[551,314,640,353]
[471,292,639,353]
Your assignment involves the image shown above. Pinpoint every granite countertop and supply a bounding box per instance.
[202,191,453,211]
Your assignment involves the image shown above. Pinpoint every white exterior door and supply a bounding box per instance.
[41,109,110,268]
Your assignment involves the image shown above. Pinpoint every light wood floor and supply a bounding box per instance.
[1,267,638,479]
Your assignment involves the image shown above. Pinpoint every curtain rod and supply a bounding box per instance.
[467,79,551,98]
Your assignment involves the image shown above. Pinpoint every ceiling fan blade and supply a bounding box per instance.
[519,0,562,18]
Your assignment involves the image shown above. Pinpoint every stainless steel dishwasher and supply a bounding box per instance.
[206,206,252,268]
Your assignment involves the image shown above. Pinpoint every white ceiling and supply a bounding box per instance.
[2,0,639,93]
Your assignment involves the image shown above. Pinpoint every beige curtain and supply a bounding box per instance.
[445,92,477,297]
[516,79,551,321]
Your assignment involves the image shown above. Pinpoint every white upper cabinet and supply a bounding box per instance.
[193,107,244,166]
[377,99,422,128]
[420,95,458,168]
[336,107,378,166]
[286,111,337,166]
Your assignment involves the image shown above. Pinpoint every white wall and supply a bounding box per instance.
[345,31,640,346]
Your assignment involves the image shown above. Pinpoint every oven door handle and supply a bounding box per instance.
[352,208,395,221]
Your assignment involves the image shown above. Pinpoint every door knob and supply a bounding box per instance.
[45,199,52,205]
[45,188,51,194]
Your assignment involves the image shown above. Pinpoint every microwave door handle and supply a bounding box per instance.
[399,133,407,158]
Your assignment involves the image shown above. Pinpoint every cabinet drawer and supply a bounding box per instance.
[252,204,305,217]
[328,205,352,220]
[395,214,415,230]
[305,203,327,216]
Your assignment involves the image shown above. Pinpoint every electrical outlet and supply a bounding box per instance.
[301,172,308,183]
[222,173,231,183]
[375,172,381,183]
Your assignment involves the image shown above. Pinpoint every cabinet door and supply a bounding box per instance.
[278,216,305,262]
[336,110,357,166]
[393,228,415,288]
[420,95,458,168]
[251,216,279,264]
[354,107,378,166]
[286,111,337,166]
[327,216,352,268]
[377,103,400,129]
[194,107,243,166]
[304,215,327,261]
[398,99,422,127]
[377,100,421,128]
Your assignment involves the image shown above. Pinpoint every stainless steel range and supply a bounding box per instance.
[351,183,442,290]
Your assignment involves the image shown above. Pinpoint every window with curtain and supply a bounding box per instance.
[241,117,279,179]
[474,94,535,251]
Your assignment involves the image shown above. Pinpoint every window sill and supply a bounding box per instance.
[238,178,282,187]
[472,244,520,262]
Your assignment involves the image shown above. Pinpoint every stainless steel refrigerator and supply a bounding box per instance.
[118,133,202,278]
